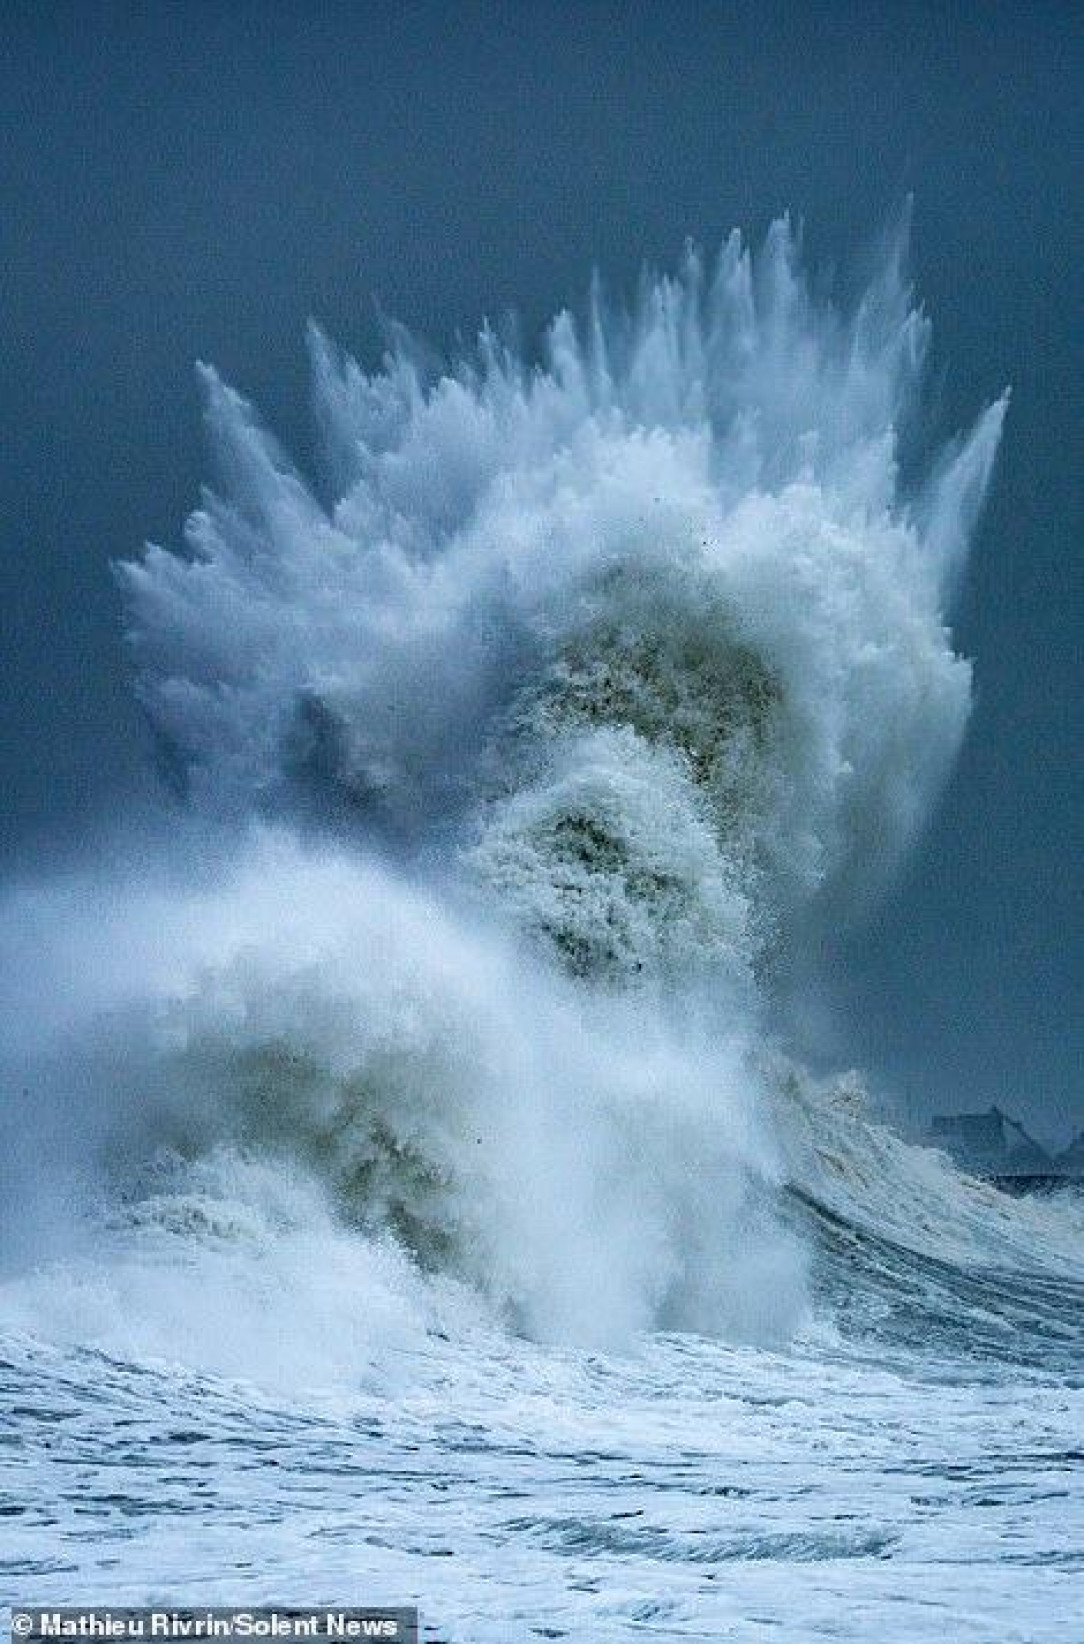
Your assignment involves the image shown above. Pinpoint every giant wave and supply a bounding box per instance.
[7,215,1063,1371]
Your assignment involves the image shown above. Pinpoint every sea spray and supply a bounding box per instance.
[1,218,1007,1352]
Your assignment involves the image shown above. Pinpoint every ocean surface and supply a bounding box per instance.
[1,221,1079,1640]
[3,1176,1082,1642]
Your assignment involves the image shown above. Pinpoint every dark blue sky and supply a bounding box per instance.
[1,1,1080,1139]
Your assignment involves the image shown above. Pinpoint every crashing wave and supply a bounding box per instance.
[1,218,1012,1350]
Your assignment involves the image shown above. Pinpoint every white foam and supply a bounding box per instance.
[1,220,1014,1362]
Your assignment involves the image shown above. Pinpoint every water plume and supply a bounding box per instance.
[4,217,1008,1352]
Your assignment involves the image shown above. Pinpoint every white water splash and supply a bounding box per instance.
[2,219,1008,1356]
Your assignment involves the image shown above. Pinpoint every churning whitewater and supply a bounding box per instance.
[2,221,1081,1642]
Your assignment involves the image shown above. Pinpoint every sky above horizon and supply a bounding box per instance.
[1,0,1081,1141]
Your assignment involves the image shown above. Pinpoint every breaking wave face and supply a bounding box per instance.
[3,219,1012,1357]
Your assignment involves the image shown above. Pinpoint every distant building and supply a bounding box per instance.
[1054,1132,1084,1178]
[929,1106,1051,1177]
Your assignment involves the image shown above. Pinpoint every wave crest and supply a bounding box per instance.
[3,218,1014,1353]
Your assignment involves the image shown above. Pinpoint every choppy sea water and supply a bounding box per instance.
[4,1190,1081,1644]
[2,221,1078,1641]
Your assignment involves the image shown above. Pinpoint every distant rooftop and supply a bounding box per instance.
[1056,1131,1084,1175]
[929,1105,1052,1176]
